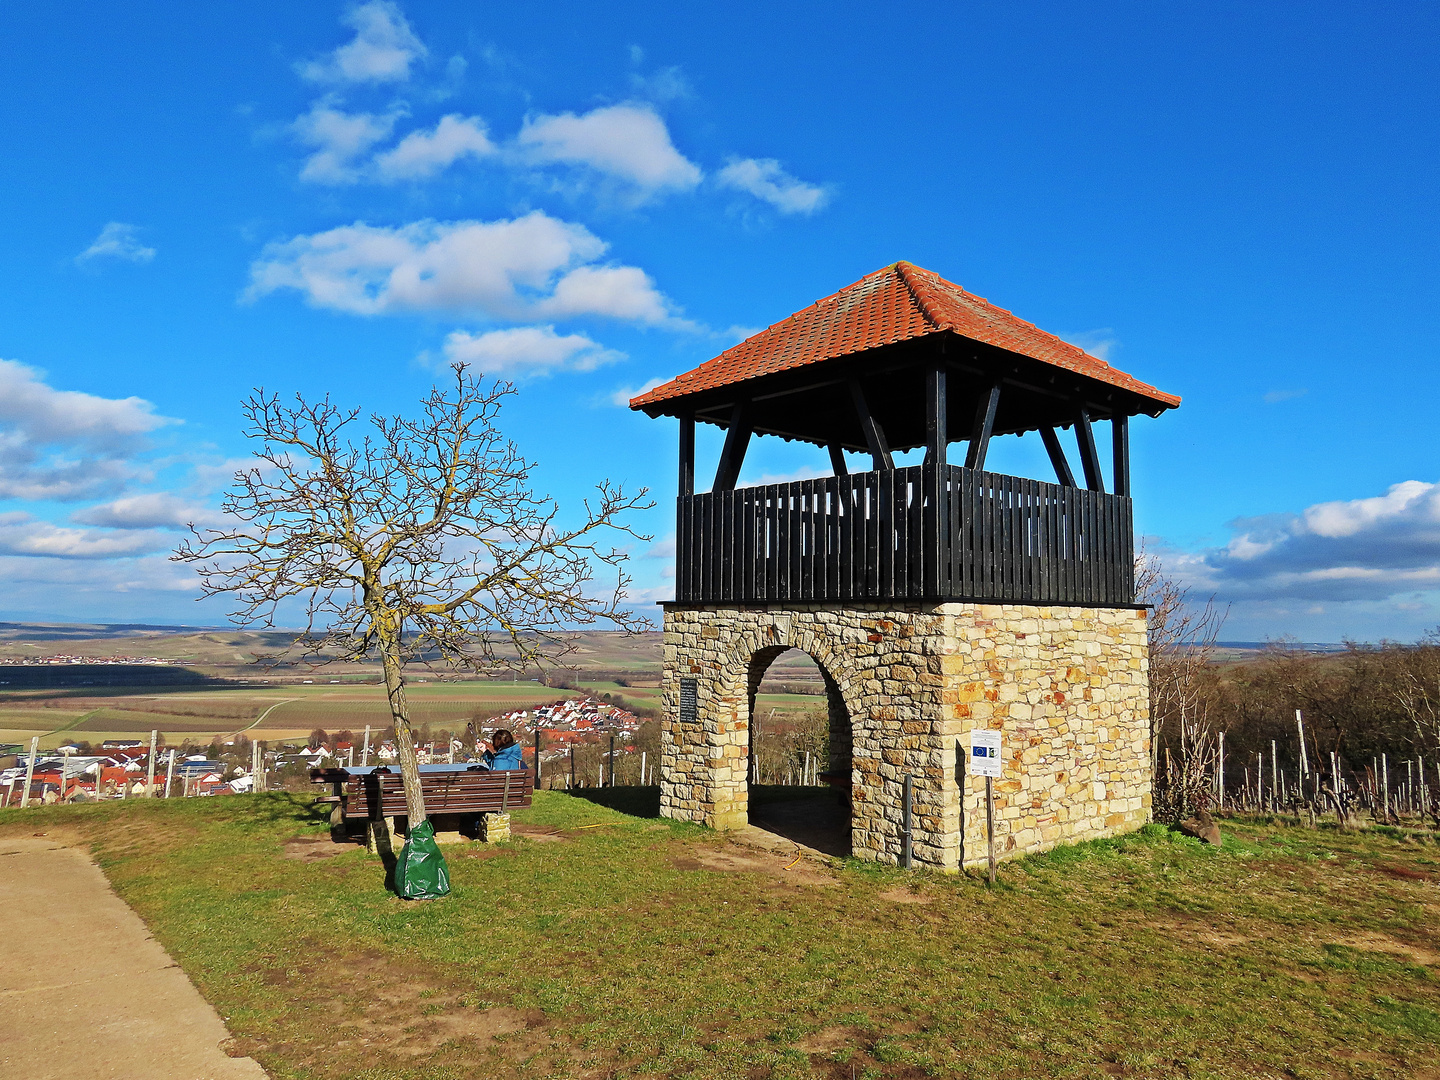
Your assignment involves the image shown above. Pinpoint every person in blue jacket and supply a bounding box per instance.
[483,729,524,770]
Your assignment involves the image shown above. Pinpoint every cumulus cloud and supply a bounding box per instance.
[1176,480,1440,603]
[76,223,155,265]
[439,326,624,376]
[374,114,494,180]
[0,360,172,502]
[292,99,402,184]
[71,493,218,531]
[517,104,702,197]
[716,157,829,215]
[297,1,426,85]
[247,210,681,324]
[0,513,169,559]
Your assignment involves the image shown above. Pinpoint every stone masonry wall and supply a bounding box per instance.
[660,602,1150,870]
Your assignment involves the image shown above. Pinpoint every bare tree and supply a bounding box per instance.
[1136,546,1227,820]
[175,364,652,827]
[1380,631,1440,759]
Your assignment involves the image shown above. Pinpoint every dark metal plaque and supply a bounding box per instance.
[679,677,698,726]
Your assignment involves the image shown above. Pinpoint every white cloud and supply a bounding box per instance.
[716,158,829,215]
[0,513,168,559]
[0,360,168,450]
[297,1,426,85]
[0,360,173,502]
[628,65,692,103]
[440,326,624,376]
[292,99,402,184]
[1263,388,1308,404]
[1059,328,1119,362]
[247,211,682,325]
[76,223,155,265]
[517,103,702,197]
[72,493,218,531]
[1173,479,1440,603]
[737,464,831,488]
[374,114,495,181]
[609,377,666,407]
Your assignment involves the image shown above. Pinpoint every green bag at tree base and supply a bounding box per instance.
[395,819,451,899]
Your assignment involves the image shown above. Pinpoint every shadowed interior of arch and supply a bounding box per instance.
[745,647,852,857]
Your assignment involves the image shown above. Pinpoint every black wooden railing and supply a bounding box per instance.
[675,464,1134,606]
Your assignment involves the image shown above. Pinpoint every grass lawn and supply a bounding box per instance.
[2,794,1438,1079]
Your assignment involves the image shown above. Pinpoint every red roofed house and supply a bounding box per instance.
[631,262,1180,871]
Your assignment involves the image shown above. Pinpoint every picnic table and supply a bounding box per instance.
[311,764,533,849]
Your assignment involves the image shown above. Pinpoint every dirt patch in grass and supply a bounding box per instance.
[512,823,568,842]
[243,948,555,1074]
[878,885,932,904]
[671,842,836,887]
[280,834,354,862]
[794,1025,862,1052]
[1333,930,1440,966]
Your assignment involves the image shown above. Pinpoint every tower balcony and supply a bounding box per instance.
[675,462,1134,607]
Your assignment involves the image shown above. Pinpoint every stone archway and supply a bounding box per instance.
[742,645,853,855]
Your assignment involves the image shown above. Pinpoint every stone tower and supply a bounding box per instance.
[628,262,1180,870]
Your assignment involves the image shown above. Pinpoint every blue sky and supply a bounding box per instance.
[0,1,1436,640]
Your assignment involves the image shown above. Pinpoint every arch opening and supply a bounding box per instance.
[744,647,852,857]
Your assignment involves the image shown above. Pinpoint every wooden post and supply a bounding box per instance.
[534,729,541,789]
[609,734,616,787]
[145,730,158,797]
[827,444,848,476]
[641,750,647,787]
[1111,414,1130,497]
[1271,740,1278,805]
[20,736,38,809]
[164,751,175,799]
[924,363,947,465]
[901,773,913,869]
[985,775,996,886]
[1296,710,1308,779]
[569,746,575,790]
[678,411,695,497]
[362,725,371,766]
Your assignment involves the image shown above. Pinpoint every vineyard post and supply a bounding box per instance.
[1217,730,1225,810]
[20,737,38,809]
[1382,754,1390,820]
[146,731,158,797]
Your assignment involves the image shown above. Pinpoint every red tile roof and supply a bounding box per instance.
[630,261,1180,412]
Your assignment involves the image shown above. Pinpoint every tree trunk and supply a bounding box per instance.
[380,636,428,827]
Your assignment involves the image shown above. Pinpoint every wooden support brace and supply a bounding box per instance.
[1074,407,1105,492]
[1039,426,1077,487]
[1112,413,1130,497]
[827,444,848,476]
[924,363,947,465]
[848,379,894,471]
[711,400,751,492]
[964,383,1001,472]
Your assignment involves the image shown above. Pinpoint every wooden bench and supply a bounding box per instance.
[311,766,534,847]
